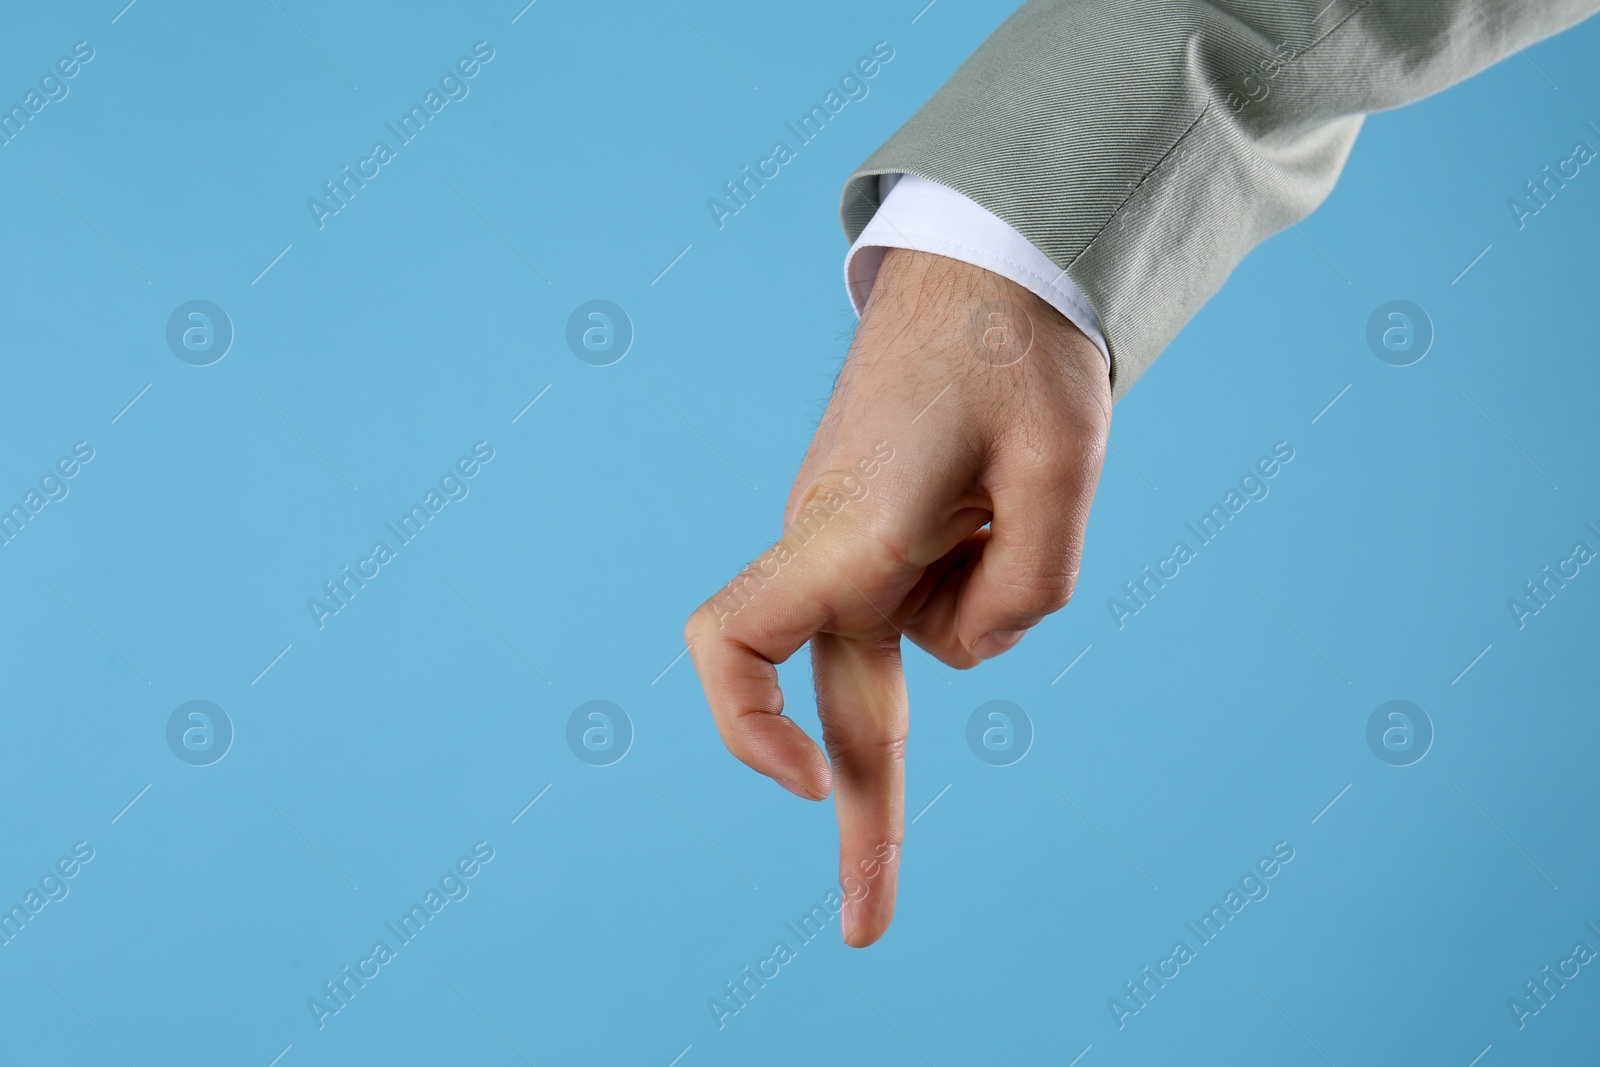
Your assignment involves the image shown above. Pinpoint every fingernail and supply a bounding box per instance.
[973,629,1027,659]
[775,777,813,800]
[840,896,856,943]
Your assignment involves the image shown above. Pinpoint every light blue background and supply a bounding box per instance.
[1,1,1597,1064]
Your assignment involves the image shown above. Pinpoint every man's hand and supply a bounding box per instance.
[684,247,1111,946]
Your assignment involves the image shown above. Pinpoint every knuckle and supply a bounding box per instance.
[999,416,1105,487]
[684,603,710,641]
[821,723,909,768]
[993,563,1078,618]
[1071,431,1109,481]
[862,522,922,575]
[1043,437,1101,487]
[1044,443,1090,485]
[787,468,873,538]
[790,464,927,574]
[826,735,910,773]
[690,553,787,639]
[903,629,983,671]
[933,645,983,671]
[684,598,727,643]
[999,449,1077,502]
[1033,568,1080,613]
[875,731,910,765]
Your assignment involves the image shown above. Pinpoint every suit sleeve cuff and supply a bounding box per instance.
[844,173,1111,373]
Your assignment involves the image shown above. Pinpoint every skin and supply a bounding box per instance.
[684,247,1111,946]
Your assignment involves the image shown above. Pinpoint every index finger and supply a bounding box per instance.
[682,489,865,800]
[683,474,920,801]
[683,554,834,799]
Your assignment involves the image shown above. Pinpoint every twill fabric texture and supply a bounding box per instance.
[840,0,1599,401]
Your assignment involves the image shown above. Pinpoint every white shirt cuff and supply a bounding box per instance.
[844,173,1111,373]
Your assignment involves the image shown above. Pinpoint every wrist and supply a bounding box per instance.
[860,248,1109,408]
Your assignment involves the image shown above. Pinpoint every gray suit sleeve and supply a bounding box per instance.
[841,0,1597,400]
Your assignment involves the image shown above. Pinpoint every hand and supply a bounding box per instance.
[684,247,1111,946]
